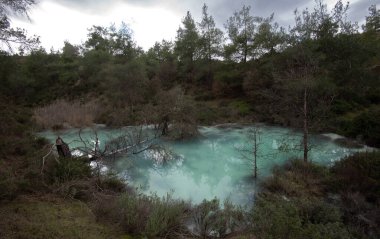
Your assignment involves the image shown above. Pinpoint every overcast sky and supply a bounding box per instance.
[10,0,379,51]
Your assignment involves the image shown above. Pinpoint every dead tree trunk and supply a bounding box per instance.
[237,127,262,179]
[303,86,308,162]
[253,128,258,178]
[161,115,169,136]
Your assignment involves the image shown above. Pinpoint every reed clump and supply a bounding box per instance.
[34,99,101,129]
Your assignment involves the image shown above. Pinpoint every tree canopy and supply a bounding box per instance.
[0,0,39,52]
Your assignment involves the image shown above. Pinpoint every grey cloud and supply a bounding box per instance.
[207,0,311,29]
[348,0,378,25]
[47,0,374,29]
[47,0,310,19]
[46,0,119,13]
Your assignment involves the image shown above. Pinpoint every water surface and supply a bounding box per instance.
[39,124,369,206]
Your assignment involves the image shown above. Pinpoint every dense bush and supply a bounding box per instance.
[46,157,92,184]
[329,152,380,238]
[93,192,190,238]
[92,193,248,238]
[262,159,328,197]
[145,194,190,238]
[255,154,380,239]
[212,63,244,97]
[98,173,127,193]
[0,98,48,200]
[229,100,251,116]
[192,198,245,238]
[252,195,351,239]
[347,108,380,147]
[330,151,380,202]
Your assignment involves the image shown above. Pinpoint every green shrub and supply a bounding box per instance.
[192,198,220,237]
[301,222,352,239]
[331,100,356,114]
[328,152,380,239]
[344,107,380,147]
[252,195,351,239]
[252,195,303,239]
[213,64,244,97]
[118,193,149,234]
[229,100,251,116]
[284,159,328,178]
[116,193,189,238]
[262,160,328,197]
[330,151,380,203]
[94,192,247,238]
[196,104,218,124]
[47,157,92,183]
[192,198,245,238]
[255,155,380,239]
[100,173,126,193]
[145,194,189,238]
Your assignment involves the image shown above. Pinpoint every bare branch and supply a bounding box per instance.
[41,143,59,174]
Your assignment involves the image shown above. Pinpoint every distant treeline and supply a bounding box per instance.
[0,1,379,146]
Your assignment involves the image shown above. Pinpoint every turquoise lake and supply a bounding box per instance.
[39,124,370,206]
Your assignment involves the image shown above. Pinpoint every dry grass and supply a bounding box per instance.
[0,195,122,239]
[34,99,101,129]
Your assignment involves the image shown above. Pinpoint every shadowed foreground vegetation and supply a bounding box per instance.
[253,152,380,239]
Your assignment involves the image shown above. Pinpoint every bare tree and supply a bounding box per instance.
[237,126,277,178]
[275,44,335,162]
[40,125,161,176]
[72,126,157,160]
[239,127,261,178]
[288,54,316,162]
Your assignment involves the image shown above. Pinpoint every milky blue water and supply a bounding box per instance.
[39,124,369,206]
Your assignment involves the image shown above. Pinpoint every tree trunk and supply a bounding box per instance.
[243,45,247,63]
[253,130,257,178]
[303,87,308,162]
[162,115,169,136]
[207,45,212,89]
